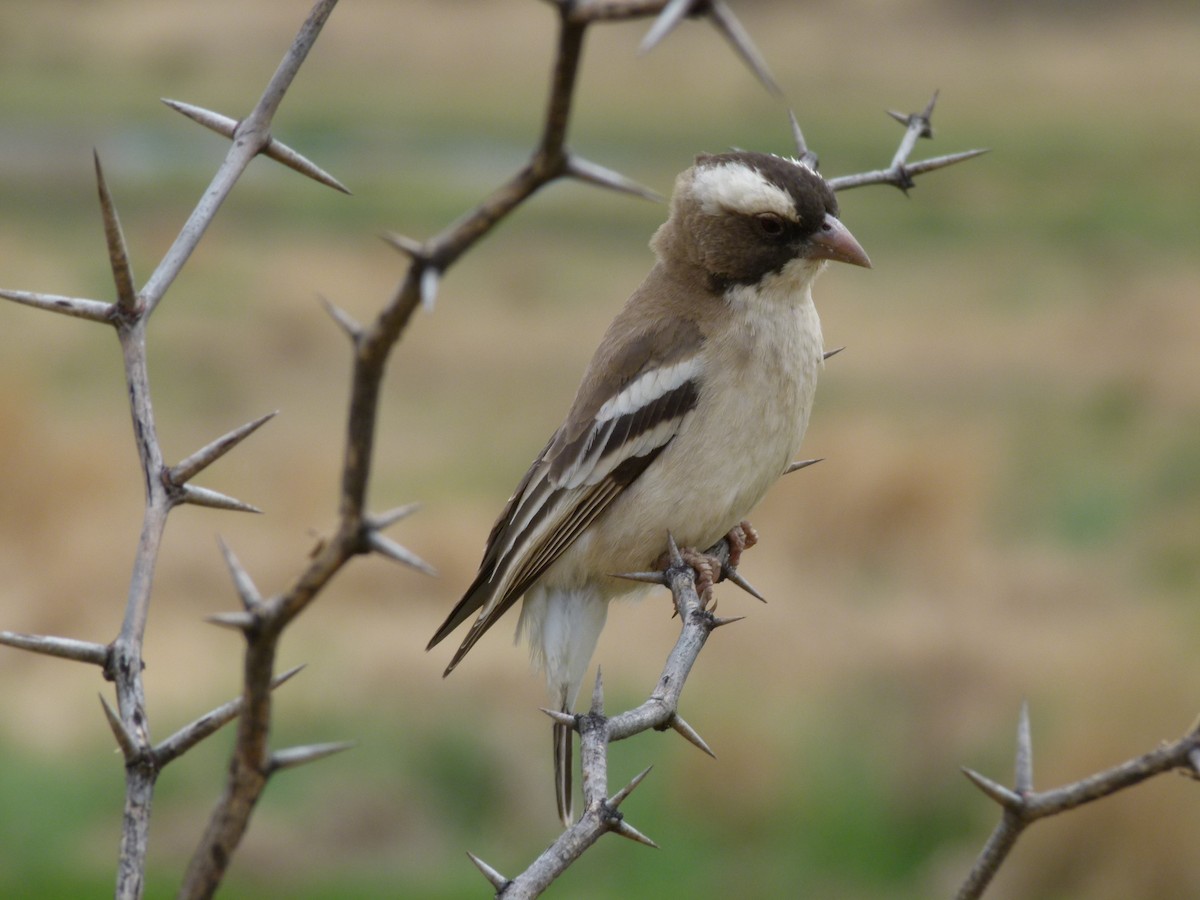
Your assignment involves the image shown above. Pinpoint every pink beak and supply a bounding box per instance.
[808,213,871,268]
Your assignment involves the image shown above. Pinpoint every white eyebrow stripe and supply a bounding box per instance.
[691,161,796,219]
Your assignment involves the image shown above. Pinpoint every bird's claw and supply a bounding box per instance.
[656,520,760,609]
[723,520,758,570]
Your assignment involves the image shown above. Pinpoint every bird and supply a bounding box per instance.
[427,150,870,826]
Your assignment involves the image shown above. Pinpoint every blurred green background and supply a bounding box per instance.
[2,0,1199,897]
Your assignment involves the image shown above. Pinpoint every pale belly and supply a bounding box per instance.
[543,300,823,593]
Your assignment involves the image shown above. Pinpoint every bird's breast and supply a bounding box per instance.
[565,289,824,583]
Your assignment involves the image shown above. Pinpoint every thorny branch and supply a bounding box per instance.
[955,704,1200,899]
[0,0,1059,897]
[2,2,346,898]
[474,536,746,898]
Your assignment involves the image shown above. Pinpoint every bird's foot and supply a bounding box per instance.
[656,521,761,610]
[724,520,758,570]
[655,545,719,607]
[678,548,718,607]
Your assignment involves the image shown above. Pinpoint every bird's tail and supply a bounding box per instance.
[554,686,573,828]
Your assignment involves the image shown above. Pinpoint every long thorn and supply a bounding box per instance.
[669,714,716,758]
[566,154,664,202]
[1015,700,1033,794]
[99,693,140,760]
[170,411,277,485]
[787,109,818,170]
[317,293,363,340]
[609,765,653,808]
[666,532,684,568]
[270,740,356,773]
[962,767,1022,809]
[217,537,262,609]
[179,484,262,514]
[382,232,427,260]
[706,0,782,97]
[261,138,350,194]
[540,707,578,729]
[590,666,605,715]
[161,98,237,137]
[466,851,509,892]
[610,570,668,586]
[0,288,113,323]
[365,530,437,576]
[370,502,422,530]
[784,458,824,476]
[93,151,138,313]
[0,631,109,666]
[609,817,659,848]
[206,610,257,633]
[639,0,693,54]
[720,564,765,603]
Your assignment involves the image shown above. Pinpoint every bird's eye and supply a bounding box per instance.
[755,213,786,237]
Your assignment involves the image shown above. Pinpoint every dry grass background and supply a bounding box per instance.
[1,1,1199,897]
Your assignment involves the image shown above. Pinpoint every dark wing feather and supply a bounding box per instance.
[428,315,705,674]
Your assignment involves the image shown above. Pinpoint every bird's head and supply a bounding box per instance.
[655,151,870,291]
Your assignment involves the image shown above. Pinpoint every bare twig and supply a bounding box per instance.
[502,535,734,894]
[828,91,988,193]
[955,707,1200,899]
[141,0,344,316]
[0,1,990,898]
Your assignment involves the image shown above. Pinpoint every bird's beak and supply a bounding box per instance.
[808,213,871,268]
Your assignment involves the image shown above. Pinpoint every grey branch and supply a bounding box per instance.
[503,535,736,894]
[828,91,988,193]
[1,0,994,898]
[503,678,660,896]
[140,0,344,316]
[955,706,1200,899]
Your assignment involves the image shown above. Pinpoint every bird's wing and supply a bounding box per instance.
[427,315,705,674]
